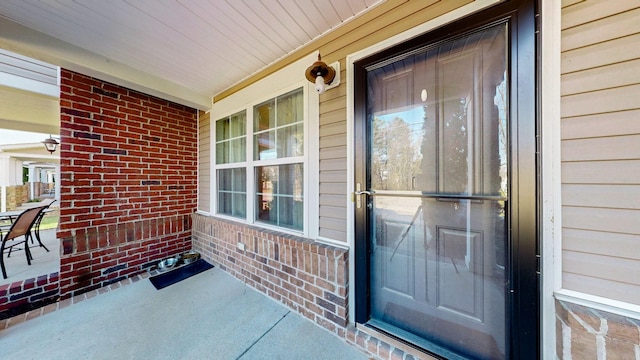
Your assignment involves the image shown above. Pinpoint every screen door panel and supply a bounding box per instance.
[366,23,508,359]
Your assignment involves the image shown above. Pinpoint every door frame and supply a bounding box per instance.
[349,0,539,358]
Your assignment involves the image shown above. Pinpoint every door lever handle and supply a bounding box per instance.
[354,190,372,209]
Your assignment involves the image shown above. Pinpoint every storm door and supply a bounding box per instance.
[353,2,538,359]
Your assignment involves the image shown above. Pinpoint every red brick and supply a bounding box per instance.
[23,280,35,290]
[44,70,196,301]
[355,331,368,348]
[390,348,404,360]
[366,336,379,354]
[316,278,336,292]
[9,282,23,294]
[378,341,392,359]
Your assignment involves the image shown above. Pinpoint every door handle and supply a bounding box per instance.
[353,187,373,209]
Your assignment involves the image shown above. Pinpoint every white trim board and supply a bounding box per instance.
[555,289,640,321]
[209,52,320,241]
[540,0,563,359]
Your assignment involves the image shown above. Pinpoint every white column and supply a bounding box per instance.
[0,156,9,212]
[29,164,36,199]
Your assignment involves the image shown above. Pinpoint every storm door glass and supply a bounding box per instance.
[366,23,509,359]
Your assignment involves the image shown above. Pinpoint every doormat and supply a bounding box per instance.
[150,259,214,290]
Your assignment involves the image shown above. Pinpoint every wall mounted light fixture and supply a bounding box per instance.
[42,135,59,154]
[305,53,336,94]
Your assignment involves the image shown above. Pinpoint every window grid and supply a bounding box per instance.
[217,168,246,219]
[215,110,247,218]
[254,88,304,161]
[214,87,305,232]
[216,111,247,165]
[253,89,304,230]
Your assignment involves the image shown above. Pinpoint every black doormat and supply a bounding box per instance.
[150,259,214,290]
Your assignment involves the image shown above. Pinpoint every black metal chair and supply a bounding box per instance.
[0,206,47,279]
[30,199,56,252]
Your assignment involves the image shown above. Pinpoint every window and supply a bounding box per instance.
[214,87,306,232]
[217,168,246,218]
[215,111,246,218]
[256,164,303,230]
[254,89,304,160]
[254,89,304,230]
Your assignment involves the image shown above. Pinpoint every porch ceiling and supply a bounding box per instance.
[0,0,384,111]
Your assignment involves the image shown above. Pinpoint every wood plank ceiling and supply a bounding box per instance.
[0,0,384,109]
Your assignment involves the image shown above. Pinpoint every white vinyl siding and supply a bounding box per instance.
[318,66,348,242]
[561,0,640,305]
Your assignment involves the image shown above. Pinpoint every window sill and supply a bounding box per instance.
[554,289,640,320]
[195,212,307,239]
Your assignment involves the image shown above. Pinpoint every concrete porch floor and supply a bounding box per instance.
[0,264,369,360]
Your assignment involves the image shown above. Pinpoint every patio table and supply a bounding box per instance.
[0,210,22,223]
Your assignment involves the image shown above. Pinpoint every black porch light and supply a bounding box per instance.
[42,135,59,154]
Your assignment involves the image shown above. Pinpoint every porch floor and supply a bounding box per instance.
[0,264,367,360]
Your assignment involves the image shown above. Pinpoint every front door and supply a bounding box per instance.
[354,1,538,359]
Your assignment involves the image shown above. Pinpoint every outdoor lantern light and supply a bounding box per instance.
[305,53,336,95]
[42,135,59,154]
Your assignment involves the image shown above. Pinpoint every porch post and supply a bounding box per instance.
[29,164,36,199]
[0,156,8,212]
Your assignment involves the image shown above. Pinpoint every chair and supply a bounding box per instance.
[30,199,56,252]
[0,206,47,279]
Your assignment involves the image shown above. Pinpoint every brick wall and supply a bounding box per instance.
[0,273,59,315]
[57,69,198,298]
[556,300,640,359]
[5,184,29,210]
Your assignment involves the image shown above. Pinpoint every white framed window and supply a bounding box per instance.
[212,78,318,237]
[215,111,247,219]
[253,88,304,230]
